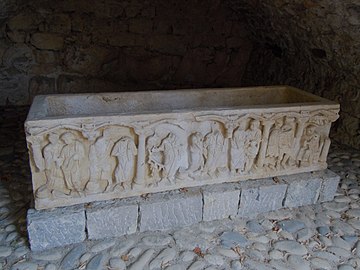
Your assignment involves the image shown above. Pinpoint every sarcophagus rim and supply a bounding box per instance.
[25,85,340,210]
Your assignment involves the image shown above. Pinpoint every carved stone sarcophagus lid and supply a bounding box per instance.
[25,86,340,210]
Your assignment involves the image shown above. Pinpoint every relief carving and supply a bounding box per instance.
[148,132,183,184]
[35,133,67,199]
[87,129,114,193]
[203,122,228,176]
[111,136,138,189]
[297,125,323,166]
[59,132,87,196]
[147,133,163,183]
[26,108,339,209]
[188,132,205,175]
[244,119,262,173]
[266,118,282,169]
[231,121,247,173]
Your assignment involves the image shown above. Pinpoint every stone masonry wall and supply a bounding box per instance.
[0,0,252,105]
[226,0,360,149]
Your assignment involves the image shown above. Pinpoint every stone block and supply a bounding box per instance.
[29,76,56,100]
[129,18,153,34]
[148,35,187,55]
[0,71,29,105]
[7,13,39,31]
[283,173,322,208]
[203,184,240,221]
[6,30,26,43]
[57,74,119,94]
[30,33,64,50]
[63,46,114,76]
[86,200,138,240]
[317,170,340,202]
[238,180,287,218]
[108,32,145,47]
[46,14,71,34]
[139,191,202,232]
[27,205,86,251]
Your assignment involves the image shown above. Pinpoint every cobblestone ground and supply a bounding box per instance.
[0,107,359,270]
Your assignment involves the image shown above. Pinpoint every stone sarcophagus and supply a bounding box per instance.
[25,86,339,210]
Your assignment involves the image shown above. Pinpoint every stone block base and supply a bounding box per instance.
[27,169,340,251]
[27,205,86,251]
[86,200,138,240]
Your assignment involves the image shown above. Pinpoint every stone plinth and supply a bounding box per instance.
[27,169,340,251]
[27,205,86,251]
[25,86,339,209]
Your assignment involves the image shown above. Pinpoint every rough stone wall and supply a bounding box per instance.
[0,0,252,105]
[226,0,360,148]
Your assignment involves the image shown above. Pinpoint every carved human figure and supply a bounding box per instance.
[244,120,262,172]
[147,133,163,181]
[30,137,45,173]
[203,123,227,175]
[59,132,86,195]
[36,133,66,199]
[89,129,114,191]
[188,132,205,174]
[155,133,181,182]
[111,136,138,188]
[278,117,296,168]
[266,118,282,169]
[231,122,247,173]
[297,125,322,166]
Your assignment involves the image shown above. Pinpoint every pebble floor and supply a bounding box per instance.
[0,107,360,270]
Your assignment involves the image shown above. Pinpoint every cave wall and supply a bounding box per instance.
[0,0,252,105]
[226,0,360,148]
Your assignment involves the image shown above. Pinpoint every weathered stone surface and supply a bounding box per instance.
[57,74,119,94]
[30,33,64,50]
[220,231,249,248]
[25,87,339,210]
[318,170,341,202]
[129,18,153,34]
[86,201,138,239]
[283,174,322,207]
[46,14,71,34]
[60,244,86,270]
[203,185,240,221]
[7,13,39,31]
[273,240,308,255]
[29,76,56,101]
[108,33,145,47]
[0,0,253,106]
[139,191,202,232]
[27,206,86,251]
[148,35,187,55]
[63,46,115,76]
[238,182,287,217]
[0,69,29,105]
[232,0,360,149]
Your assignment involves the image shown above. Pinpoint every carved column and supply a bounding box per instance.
[225,122,235,171]
[133,130,147,187]
[256,120,274,167]
[29,138,45,172]
[319,137,331,162]
[293,117,308,155]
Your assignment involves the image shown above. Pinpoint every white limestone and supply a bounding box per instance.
[202,185,240,221]
[25,86,340,209]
